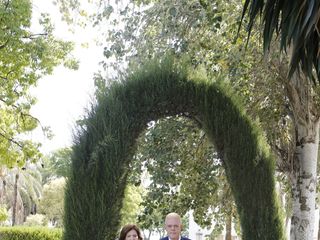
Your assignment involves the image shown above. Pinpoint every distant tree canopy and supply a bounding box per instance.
[0,0,77,168]
[39,177,66,227]
[41,148,72,184]
[133,116,234,233]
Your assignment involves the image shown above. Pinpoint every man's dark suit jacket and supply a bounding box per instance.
[160,237,191,240]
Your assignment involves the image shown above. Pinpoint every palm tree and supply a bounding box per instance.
[2,164,42,225]
[241,0,320,82]
[241,1,320,239]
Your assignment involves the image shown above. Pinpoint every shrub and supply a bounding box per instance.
[0,226,62,240]
[0,205,8,223]
[24,214,48,226]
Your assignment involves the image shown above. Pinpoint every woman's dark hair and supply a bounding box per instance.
[119,224,143,240]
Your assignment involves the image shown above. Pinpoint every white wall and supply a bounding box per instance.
[188,211,212,240]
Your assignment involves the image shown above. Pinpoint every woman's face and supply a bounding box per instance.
[125,229,139,240]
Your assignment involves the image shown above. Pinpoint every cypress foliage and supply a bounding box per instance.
[63,58,285,240]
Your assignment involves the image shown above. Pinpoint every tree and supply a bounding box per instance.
[241,0,320,82]
[241,1,320,239]
[0,163,43,226]
[0,149,74,227]
[0,204,8,224]
[99,1,320,238]
[88,0,287,236]
[38,177,66,227]
[41,147,72,184]
[0,0,77,168]
[138,206,165,239]
[120,184,143,227]
[37,147,72,226]
[56,0,304,238]
[132,116,238,238]
[64,57,284,239]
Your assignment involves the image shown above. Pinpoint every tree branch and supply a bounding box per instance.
[23,33,48,40]
[0,39,9,50]
[0,127,23,149]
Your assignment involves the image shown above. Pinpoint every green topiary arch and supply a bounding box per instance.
[63,59,285,240]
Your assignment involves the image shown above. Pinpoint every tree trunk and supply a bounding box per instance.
[12,173,19,226]
[157,229,165,239]
[289,128,319,239]
[318,210,320,240]
[0,179,6,204]
[286,73,320,239]
[225,214,232,240]
[0,167,6,204]
[285,216,291,239]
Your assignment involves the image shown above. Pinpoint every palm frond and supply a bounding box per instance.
[241,0,320,83]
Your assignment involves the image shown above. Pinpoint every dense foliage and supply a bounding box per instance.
[64,58,284,240]
[38,178,66,227]
[132,116,236,236]
[0,226,62,240]
[241,0,320,82]
[41,148,72,184]
[0,0,77,168]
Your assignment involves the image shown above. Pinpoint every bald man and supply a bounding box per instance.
[160,212,191,240]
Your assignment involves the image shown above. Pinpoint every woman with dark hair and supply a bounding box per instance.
[119,224,143,240]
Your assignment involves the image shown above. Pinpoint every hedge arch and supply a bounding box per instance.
[63,59,285,240]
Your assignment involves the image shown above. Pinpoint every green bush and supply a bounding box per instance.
[0,205,8,223]
[0,226,62,240]
[24,214,48,226]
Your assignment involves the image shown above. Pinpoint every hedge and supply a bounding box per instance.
[63,57,285,240]
[0,226,62,240]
